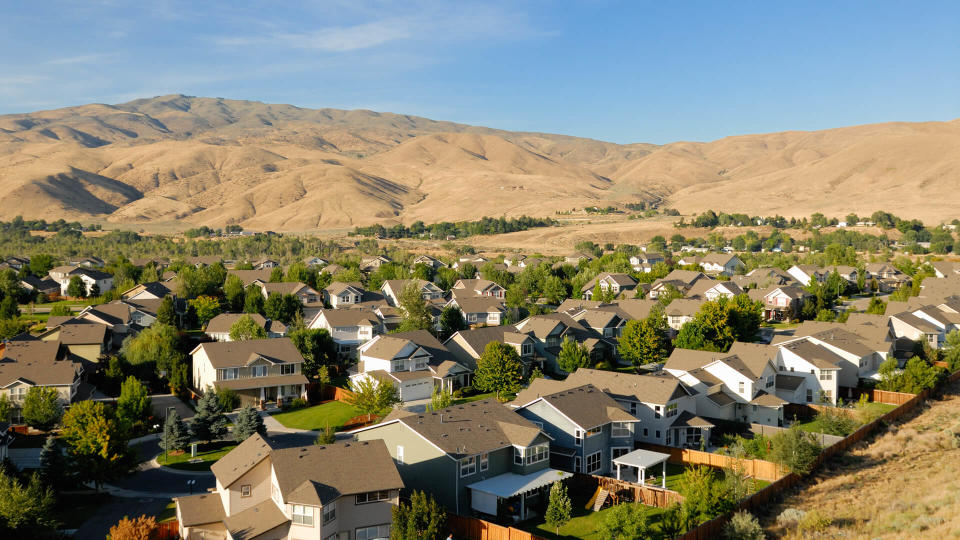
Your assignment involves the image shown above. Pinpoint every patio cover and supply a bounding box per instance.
[468,469,572,499]
[612,449,671,470]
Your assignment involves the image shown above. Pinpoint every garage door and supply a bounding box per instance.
[401,380,433,401]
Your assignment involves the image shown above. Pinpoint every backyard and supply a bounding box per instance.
[270,400,363,431]
[793,402,897,436]
[516,492,667,540]
[158,440,236,471]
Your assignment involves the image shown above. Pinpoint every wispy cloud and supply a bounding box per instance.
[45,53,121,65]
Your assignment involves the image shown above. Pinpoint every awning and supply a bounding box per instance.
[612,449,670,470]
[468,469,572,499]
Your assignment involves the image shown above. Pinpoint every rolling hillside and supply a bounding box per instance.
[0,94,957,231]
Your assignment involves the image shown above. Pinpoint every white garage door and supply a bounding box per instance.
[400,379,433,401]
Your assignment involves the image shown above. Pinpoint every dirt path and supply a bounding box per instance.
[760,380,960,538]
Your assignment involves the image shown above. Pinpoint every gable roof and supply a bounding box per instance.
[227,269,274,286]
[725,342,777,379]
[192,338,304,369]
[520,384,638,430]
[449,295,506,314]
[311,309,381,328]
[565,368,691,404]
[260,282,315,296]
[779,339,845,370]
[205,313,287,335]
[0,341,75,388]
[665,348,728,372]
[210,433,274,488]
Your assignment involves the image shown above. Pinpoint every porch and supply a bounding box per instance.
[468,469,573,522]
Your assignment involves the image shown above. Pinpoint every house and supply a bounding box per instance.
[184,255,223,268]
[733,267,796,290]
[120,299,162,328]
[649,270,708,299]
[630,253,665,273]
[446,296,507,327]
[38,321,110,363]
[302,256,328,269]
[380,279,444,306]
[444,326,541,375]
[664,299,704,332]
[0,341,81,424]
[565,253,594,265]
[227,269,275,286]
[175,434,403,540]
[889,306,959,350]
[120,281,173,301]
[252,257,280,270]
[351,331,472,399]
[68,256,105,268]
[932,261,959,279]
[787,265,827,286]
[19,275,60,297]
[698,254,744,277]
[323,282,365,308]
[308,309,383,358]
[864,263,909,291]
[571,309,627,339]
[774,339,846,404]
[2,256,30,271]
[513,383,640,476]
[352,399,568,519]
[760,286,810,322]
[51,266,114,296]
[359,255,392,272]
[73,302,142,342]
[513,313,615,370]
[832,265,859,284]
[580,273,638,300]
[543,368,712,449]
[190,339,308,407]
[259,282,321,304]
[687,281,744,301]
[452,279,506,300]
[205,313,287,342]
[413,254,446,269]
[453,256,488,270]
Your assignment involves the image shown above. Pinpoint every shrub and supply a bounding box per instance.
[798,509,832,533]
[815,406,859,436]
[723,510,765,540]
[215,387,240,411]
[776,508,805,527]
[314,423,337,445]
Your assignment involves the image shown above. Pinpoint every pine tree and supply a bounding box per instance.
[39,436,69,490]
[190,391,229,444]
[545,480,572,534]
[233,405,266,442]
[156,296,176,326]
[160,410,190,452]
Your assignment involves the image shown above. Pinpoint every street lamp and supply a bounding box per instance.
[187,479,196,495]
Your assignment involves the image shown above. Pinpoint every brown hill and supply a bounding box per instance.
[0,94,957,231]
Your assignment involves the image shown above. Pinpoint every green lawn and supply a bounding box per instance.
[23,299,93,308]
[158,441,236,471]
[516,493,666,540]
[452,391,500,405]
[157,501,178,523]
[794,402,897,435]
[270,400,363,431]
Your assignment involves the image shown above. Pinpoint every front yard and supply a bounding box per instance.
[270,400,364,431]
[158,440,236,471]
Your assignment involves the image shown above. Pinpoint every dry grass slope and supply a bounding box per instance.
[761,380,960,539]
[0,95,957,231]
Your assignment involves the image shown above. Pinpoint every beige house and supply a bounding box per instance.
[190,339,308,407]
[259,282,321,304]
[38,321,109,363]
[205,313,288,342]
[323,282,365,308]
[0,341,81,424]
[176,435,403,540]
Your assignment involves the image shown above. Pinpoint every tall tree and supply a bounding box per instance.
[160,410,190,453]
[0,466,58,537]
[22,386,63,431]
[545,481,572,535]
[156,296,176,326]
[60,400,133,490]
[438,305,466,340]
[556,337,591,372]
[233,405,266,442]
[0,296,19,320]
[189,391,230,444]
[474,341,522,400]
[0,394,11,423]
[397,282,432,332]
[269,267,284,282]
[597,503,651,540]
[243,284,265,314]
[288,327,336,378]
[39,436,70,491]
[390,490,446,540]
[66,275,86,298]
[116,376,152,431]
[223,274,246,311]
[120,323,184,377]
[618,312,671,366]
[229,314,268,341]
[769,424,821,475]
[188,295,221,328]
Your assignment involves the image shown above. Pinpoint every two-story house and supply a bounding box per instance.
[190,338,308,407]
[452,279,506,300]
[359,255,392,273]
[120,281,173,301]
[0,341,81,424]
[687,281,745,301]
[629,253,665,273]
[774,339,845,404]
[308,309,383,359]
[446,296,507,327]
[664,299,704,333]
[444,326,540,376]
[649,270,708,299]
[889,305,960,349]
[380,279,445,307]
[786,265,828,287]
[352,331,473,399]
[513,383,639,476]
[51,266,114,297]
[37,320,110,363]
[259,282,321,305]
[580,273,638,300]
[323,282,365,308]
[204,313,288,342]
[413,254,446,270]
[176,434,404,540]
[352,399,569,520]
[759,286,810,322]
[698,254,744,277]
[513,314,615,371]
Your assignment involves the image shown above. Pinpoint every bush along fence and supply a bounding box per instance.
[447,513,549,540]
[636,443,784,482]
[676,368,960,540]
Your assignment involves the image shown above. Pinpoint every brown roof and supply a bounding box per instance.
[223,499,289,540]
[362,335,419,361]
[210,433,274,488]
[0,341,76,387]
[227,269,273,286]
[272,440,404,505]
[175,493,226,527]
[363,399,550,457]
[312,309,380,327]
[260,282,316,297]
[779,339,844,370]
[776,374,805,391]
[450,295,506,314]
[725,342,777,379]
[205,313,287,335]
[750,391,787,407]
[53,322,107,345]
[665,348,727,372]
[192,338,304,369]
[521,384,638,430]
[565,368,690,404]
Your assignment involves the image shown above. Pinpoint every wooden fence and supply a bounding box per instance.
[447,514,548,540]
[636,443,784,482]
[678,369,956,539]
[570,473,684,509]
[155,520,180,539]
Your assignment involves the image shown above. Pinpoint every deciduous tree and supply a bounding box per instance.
[397,282,432,332]
[108,514,158,540]
[474,341,522,400]
[347,377,400,422]
[597,503,651,539]
[288,327,336,378]
[120,323,184,377]
[22,386,63,431]
[117,376,152,431]
[229,314,268,341]
[188,295,221,328]
[557,336,591,372]
[60,400,133,490]
[390,490,446,540]
[545,480,572,534]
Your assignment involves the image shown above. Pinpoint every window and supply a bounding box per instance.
[522,344,533,356]
[514,444,548,465]
[574,429,583,447]
[819,371,833,381]
[240,484,251,497]
[585,451,602,474]
[655,430,661,439]
[643,428,649,437]
[611,447,630,461]
[392,359,405,372]
[629,402,639,415]
[460,455,477,477]
[806,389,813,402]
[766,376,774,388]
[611,422,632,438]
[292,504,314,526]
[251,365,268,377]
[280,364,295,375]
[480,453,489,471]
[356,490,391,504]
[665,403,678,418]
[586,426,602,437]
[738,381,745,393]
[574,456,582,472]
[396,446,404,465]
[654,406,661,419]
[356,525,391,540]
[413,357,428,370]
[219,368,239,380]
[322,502,336,525]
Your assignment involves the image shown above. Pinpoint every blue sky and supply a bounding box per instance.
[2,1,958,144]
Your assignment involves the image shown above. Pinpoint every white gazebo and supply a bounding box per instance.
[612,449,671,488]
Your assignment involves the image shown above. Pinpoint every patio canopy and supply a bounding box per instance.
[468,469,572,499]
[612,449,671,470]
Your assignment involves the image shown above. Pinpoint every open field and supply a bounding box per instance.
[761,380,960,538]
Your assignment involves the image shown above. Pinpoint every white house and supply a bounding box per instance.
[323,282,365,308]
[380,279,444,307]
[308,309,383,358]
[698,254,744,277]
